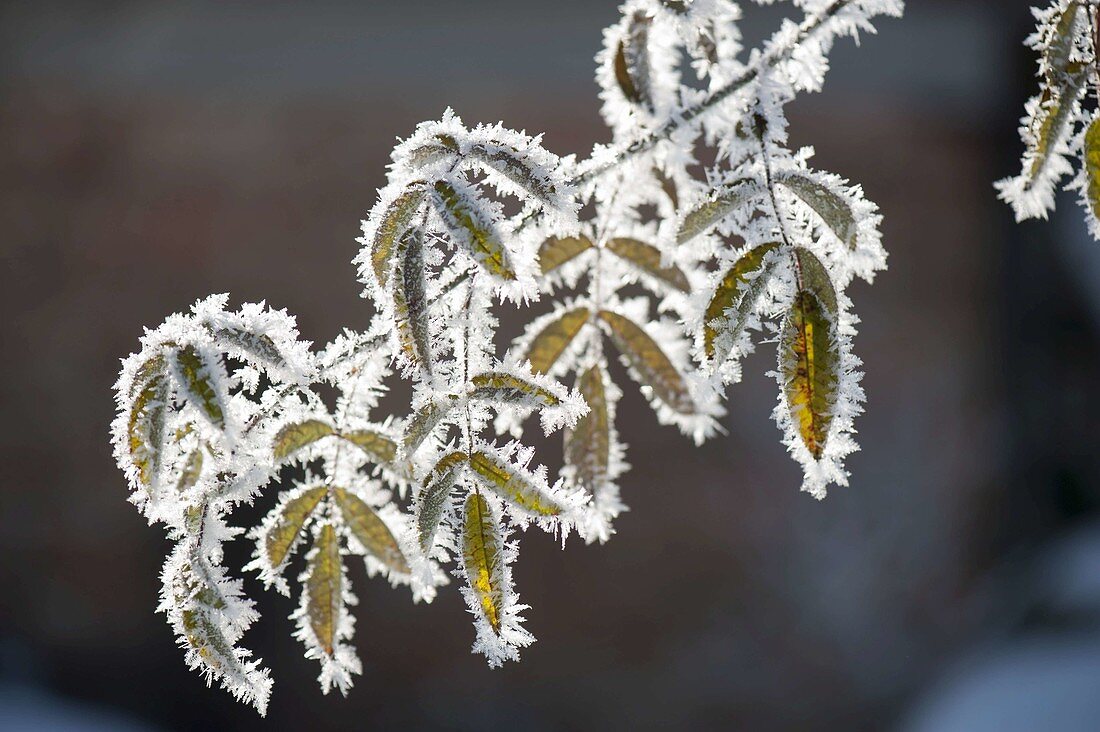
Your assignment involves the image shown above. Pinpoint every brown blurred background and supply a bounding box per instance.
[4,0,1100,730]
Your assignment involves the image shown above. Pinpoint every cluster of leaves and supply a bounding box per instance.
[112,0,901,714]
[998,0,1100,237]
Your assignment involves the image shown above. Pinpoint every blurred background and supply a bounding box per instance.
[3,0,1100,729]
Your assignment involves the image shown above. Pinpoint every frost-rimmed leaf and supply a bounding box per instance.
[606,237,690,292]
[433,180,514,280]
[776,174,857,250]
[263,485,327,572]
[341,430,397,464]
[598,310,694,414]
[677,179,762,244]
[370,185,426,289]
[462,492,504,633]
[522,306,590,375]
[393,227,433,374]
[273,420,335,460]
[565,366,609,499]
[469,372,561,408]
[467,143,559,205]
[332,487,409,575]
[416,452,467,552]
[305,523,342,655]
[175,345,225,428]
[539,235,593,274]
[176,448,204,493]
[211,326,285,369]
[403,398,458,455]
[703,242,780,361]
[128,355,168,488]
[469,451,565,518]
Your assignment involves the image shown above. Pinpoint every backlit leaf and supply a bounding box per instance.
[372,185,426,289]
[704,242,780,360]
[462,493,503,633]
[678,179,762,244]
[393,227,433,374]
[1084,116,1100,221]
[417,452,467,552]
[538,235,593,274]
[402,398,457,454]
[614,12,652,110]
[524,307,589,374]
[305,524,342,655]
[433,180,515,280]
[776,174,857,249]
[598,310,694,414]
[176,346,224,429]
[469,451,564,517]
[176,448,204,493]
[332,487,409,575]
[564,365,609,496]
[128,355,168,488]
[469,372,561,408]
[606,237,690,292]
[211,326,284,368]
[273,419,335,460]
[468,143,558,204]
[340,430,397,464]
[264,486,327,570]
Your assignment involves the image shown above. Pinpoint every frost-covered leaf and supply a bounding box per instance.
[393,226,433,374]
[564,366,609,498]
[128,355,168,488]
[470,451,564,518]
[678,179,762,243]
[599,310,693,414]
[433,180,514,280]
[416,452,466,552]
[340,430,397,464]
[176,448,204,493]
[462,492,504,633]
[523,307,589,375]
[371,185,426,289]
[332,487,409,575]
[704,242,779,360]
[539,235,593,274]
[776,174,856,249]
[606,237,690,292]
[264,486,327,570]
[175,346,225,428]
[211,326,285,369]
[1084,115,1100,223]
[467,143,559,204]
[273,420,335,460]
[305,523,343,656]
[469,372,561,408]
[614,12,653,110]
[403,398,457,455]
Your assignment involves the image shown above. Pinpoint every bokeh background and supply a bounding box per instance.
[4,0,1100,729]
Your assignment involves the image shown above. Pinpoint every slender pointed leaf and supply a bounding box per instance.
[678,179,761,243]
[524,307,589,374]
[469,372,560,407]
[462,493,503,633]
[470,451,564,517]
[538,235,593,274]
[273,420,335,460]
[305,524,342,655]
[332,487,409,575]
[606,237,690,292]
[704,242,780,360]
[776,174,857,249]
[340,430,397,464]
[176,346,224,429]
[372,185,426,289]
[598,310,694,414]
[433,180,514,280]
[264,486,327,570]
[564,365,609,496]
[417,452,467,552]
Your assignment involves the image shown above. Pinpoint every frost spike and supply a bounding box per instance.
[469,451,564,517]
[372,185,426,289]
[462,492,504,633]
[539,235,593,274]
[332,487,409,575]
[678,179,761,244]
[305,523,343,656]
[776,174,857,250]
[273,420,336,460]
[264,486,328,570]
[433,180,515,280]
[598,310,694,414]
[704,242,780,360]
[606,237,691,292]
[175,346,225,429]
[524,307,590,374]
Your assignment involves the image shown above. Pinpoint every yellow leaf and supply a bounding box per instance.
[598,310,694,414]
[433,180,515,280]
[776,174,857,249]
[340,430,397,464]
[703,242,780,360]
[564,365,609,495]
[176,345,224,428]
[372,185,426,289]
[677,179,761,244]
[538,235,593,274]
[524,307,589,374]
[393,227,433,374]
[606,237,690,292]
[469,451,564,516]
[332,487,409,575]
[264,486,327,569]
[417,452,466,552]
[780,250,839,459]
[306,524,342,655]
[273,419,335,460]
[469,372,561,407]
[462,493,503,633]
[1084,116,1100,221]
[128,355,168,488]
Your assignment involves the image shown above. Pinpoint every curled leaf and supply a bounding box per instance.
[598,310,694,414]
[704,242,780,360]
[615,12,653,110]
[469,451,564,517]
[539,235,593,274]
[606,237,690,292]
[524,307,590,374]
[372,185,426,289]
[433,180,514,280]
[273,419,335,460]
[332,487,409,575]
[264,486,327,570]
[176,346,224,429]
[305,524,342,655]
[462,493,503,633]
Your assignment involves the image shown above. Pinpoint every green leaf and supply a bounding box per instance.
[462,493,504,633]
[305,523,342,655]
[340,430,397,464]
[264,486,327,570]
[776,174,857,249]
[469,451,564,517]
[416,452,466,552]
[1084,116,1100,222]
[393,227,433,374]
[273,420,335,460]
[524,307,589,374]
[372,185,426,289]
[210,326,284,368]
[606,237,690,292]
[176,346,224,429]
[538,235,593,274]
[780,250,839,459]
[128,355,168,488]
[677,179,761,244]
[433,180,515,280]
[703,242,780,360]
[598,310,694,414]
[468,143,558,204]
[402,398,458,455]
[564,365,610,496]
[332,487,409,575]
[468,372,561,408]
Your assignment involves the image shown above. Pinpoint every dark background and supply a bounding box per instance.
[4,1,1100,730]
